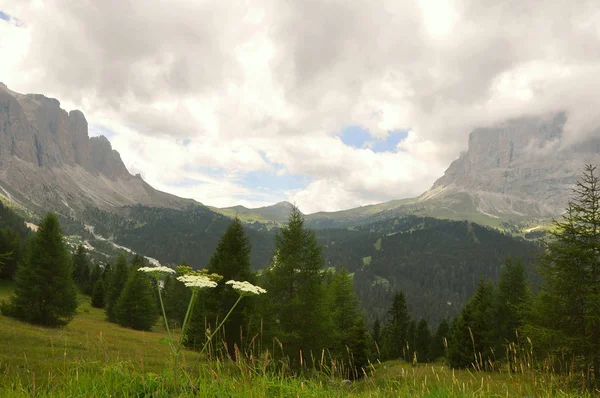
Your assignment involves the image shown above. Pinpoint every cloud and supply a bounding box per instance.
[1,0,600,212]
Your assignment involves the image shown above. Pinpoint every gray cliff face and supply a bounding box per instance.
[0,84,191,214]
[425,112,600,219]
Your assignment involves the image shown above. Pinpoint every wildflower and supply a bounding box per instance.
[177,274,218,289]
[139,266,176,278]
[225,280,267,296]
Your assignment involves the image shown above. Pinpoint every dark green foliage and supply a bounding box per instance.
[114,254,158,331]
[72,244,91,293]
[372,318,381,347]
[261,206,329,367]
[447,279,495,369]
[91,279,105,308]
[492,258,529,354]
[430,318,450,361]
[331,217,540,326]
[381,291,411,360]
[0,202,29,280]
[407,320,416,363]
[162,273,191,329]
[525,165,600,386]
[326,268,369,378]
[185,218,255,355]
[105,253,129,322]
[2,213,77,326]
[415,318,431,363]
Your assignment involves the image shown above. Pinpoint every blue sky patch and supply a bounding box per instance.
[338,125,409,153]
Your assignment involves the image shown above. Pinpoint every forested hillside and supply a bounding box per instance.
[321,217,540,325]
[59,205,541,326]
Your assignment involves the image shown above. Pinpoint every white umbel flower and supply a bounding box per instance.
[225,280,267,296]
[177,274,218,289]
[139,266,176,278]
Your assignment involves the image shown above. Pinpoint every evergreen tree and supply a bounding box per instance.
[448,278,495,369]
[3,213,77,326]
[87,263,102,296]
[430,318,450,361]
[91,278,105,308]
[526,165,600,386]
[162,272,191,329]
[0,227,22,280]
[326,268,369,378]
[114,254,158,331]
[407,319,417,363]
[492,258,529,354]
[415,318,431,362]
[261,206,329,367]
[381,291,411,360]
[106,253,129,322]
[372,317,382,348]
[72,244,90,293]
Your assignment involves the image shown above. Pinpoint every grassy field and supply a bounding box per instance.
[0,281,590,397]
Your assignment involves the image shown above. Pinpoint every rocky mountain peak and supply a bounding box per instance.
[424,112,600,219]
[0,84,192,214]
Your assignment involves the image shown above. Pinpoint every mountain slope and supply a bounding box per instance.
[0,83,193,217]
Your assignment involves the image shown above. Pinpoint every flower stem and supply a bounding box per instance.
[200,294,244,356]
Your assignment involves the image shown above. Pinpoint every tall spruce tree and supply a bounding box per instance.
[162,272,191,329]
[326,268,369,378]
[415,318,431,363]
[526,165,600,387]
[185,218,255,355]
[430,318,450,361]
[492,258,529,354]
[448,278,495,369]
[381,291,411,360]
[114,254,158,331]
[72,244,90,293]
[4,213,77,326]
[261,206,329,367]
[106,253,129,322]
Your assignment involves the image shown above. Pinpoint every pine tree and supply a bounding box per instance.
[114,254,158,331]
[4,213,77,326]
[373,317,382,348]
[326,268,369,378]
[72,244,90,293]
[162,272,191,329]
[526,165,600,386]
[407,319,417,363]
[91,278,105,308]
[261,206,329,366]
[415,318,431,363]
[430,318,450,361]
[105,253,129,322]
[381,291,411,360]
[492,258,529,354]
[448,278,495,369]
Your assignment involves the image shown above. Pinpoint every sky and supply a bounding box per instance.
[1,0,600,213]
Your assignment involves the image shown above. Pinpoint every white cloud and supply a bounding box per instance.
[1,0,600,212]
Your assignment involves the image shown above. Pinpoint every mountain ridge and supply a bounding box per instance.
[0,84,195,217]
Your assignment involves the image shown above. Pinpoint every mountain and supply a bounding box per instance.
[211,201,295,226]
[0,83,193,217]
[306,112,600,231]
